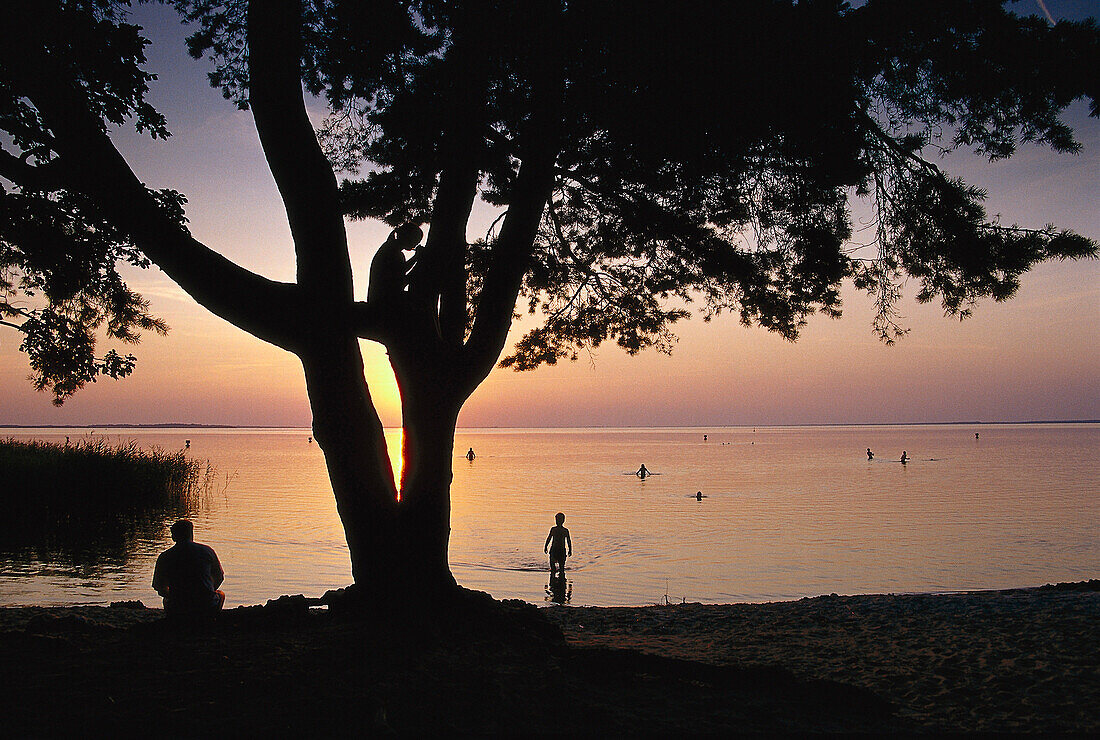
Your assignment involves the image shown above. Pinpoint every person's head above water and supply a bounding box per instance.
[555,512,565,525]
[389,223,423,249]
[170,519,194,543]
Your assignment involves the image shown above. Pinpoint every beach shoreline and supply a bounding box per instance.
[2,581,1097,733]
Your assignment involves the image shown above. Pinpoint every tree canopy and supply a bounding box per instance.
[178,0,1099,360]
[0,1,183,402]
[2,1,1098,403]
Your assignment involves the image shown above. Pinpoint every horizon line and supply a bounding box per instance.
[1,419,1098,430]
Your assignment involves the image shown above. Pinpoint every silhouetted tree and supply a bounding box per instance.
[2,0,1097,599]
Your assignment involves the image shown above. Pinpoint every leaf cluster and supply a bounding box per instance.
[0,186,173,403]
[497,0,1097,365]
[0,0,178,403]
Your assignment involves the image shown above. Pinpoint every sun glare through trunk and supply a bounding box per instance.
[386,426,405,501]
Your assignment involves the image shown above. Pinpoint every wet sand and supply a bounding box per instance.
[1,582,1097,733]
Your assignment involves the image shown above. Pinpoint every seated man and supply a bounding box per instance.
[152,520,225,617]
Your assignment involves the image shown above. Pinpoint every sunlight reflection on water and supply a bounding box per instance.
[1,424,1097,607]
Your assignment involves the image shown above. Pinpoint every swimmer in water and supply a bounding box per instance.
[636,463,651,479]
[465,447,475,461]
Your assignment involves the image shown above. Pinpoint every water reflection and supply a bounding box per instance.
[3,425,1099,608]
[0,505,196,573]
[0,436,214,573]
[545,573,571,604]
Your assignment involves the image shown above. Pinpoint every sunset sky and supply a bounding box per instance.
[1,1,1097,428]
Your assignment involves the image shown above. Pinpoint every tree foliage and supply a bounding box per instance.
[178,0,1099,362]
[1,0,181,403]
[2,1,1098,402]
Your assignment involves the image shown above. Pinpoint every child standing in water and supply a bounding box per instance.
[544,512,573,576]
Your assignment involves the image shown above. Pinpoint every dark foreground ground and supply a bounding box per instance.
[2,583,1097,735]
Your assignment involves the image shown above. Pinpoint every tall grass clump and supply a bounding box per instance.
[0,437,214,566]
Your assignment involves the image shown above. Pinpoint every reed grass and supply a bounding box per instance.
[0,437,214,565]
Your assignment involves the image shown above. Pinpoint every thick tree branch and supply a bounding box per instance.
[248,0,353,301]
[459,55,565,391]
[461,138,558,393]
[421,160,479,344]
[407,39,486,347]
[8,41,303,351]
[350,300,389,344]
[0,149,66,191]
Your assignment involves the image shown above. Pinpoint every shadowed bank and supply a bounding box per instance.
[0,590,902,735]
[2,582,1098,733]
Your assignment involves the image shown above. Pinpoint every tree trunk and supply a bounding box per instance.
[301,339,403,590]
[395,378,462,596]
[302,336,464,601]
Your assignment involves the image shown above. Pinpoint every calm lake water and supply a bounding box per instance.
[1,424,1097,608]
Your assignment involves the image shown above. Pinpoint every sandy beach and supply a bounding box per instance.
[2,582,1097,734]
[545,582,1100,732]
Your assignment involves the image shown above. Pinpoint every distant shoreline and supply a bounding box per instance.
[1,420,1097,430]
[0,423,243,429]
